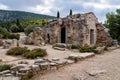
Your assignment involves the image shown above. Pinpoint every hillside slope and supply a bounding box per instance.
[0,10,55,21]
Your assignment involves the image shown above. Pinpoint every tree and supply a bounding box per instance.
[105,8,120,41]
[24,25,35,35]
[10,24,19,32]
[16,19,24,32]
[69,9,72,16]
[57,11,60,18]
[0,27,9,35]
[42,19,46,26]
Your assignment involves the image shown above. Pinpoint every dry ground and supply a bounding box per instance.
[33,49,120,80]
[0,45,79,65]
[1,45,120,80]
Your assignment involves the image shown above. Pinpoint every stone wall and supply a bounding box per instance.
[96,23,113,46]
[25,27,45,46]
[43,12,97,46]
[25,12,112,46]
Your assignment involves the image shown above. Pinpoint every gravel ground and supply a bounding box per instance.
[33,49,120,80]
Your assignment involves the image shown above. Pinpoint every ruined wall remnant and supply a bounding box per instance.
[96,23,113,46]
[25,27,45,46]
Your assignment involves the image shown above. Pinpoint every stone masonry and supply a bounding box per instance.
[26,12,112,46]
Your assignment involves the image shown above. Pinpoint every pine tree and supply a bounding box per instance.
[69,9,72,16]
[57,11,60,18]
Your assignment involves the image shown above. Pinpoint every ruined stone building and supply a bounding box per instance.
[26,12,112,46]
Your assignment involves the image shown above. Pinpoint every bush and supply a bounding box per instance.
[0,40,3,46]
[24,25,35,36]
[7,47,29,56]
[5,33,20,40]
[7,47,47,59]
[10,24,19,32]
[23,48,47,59]
[0,64,12,72]
[71,45,81,49]
[18,61,28,64]
[79,46,96,52]
[20,71,34,80]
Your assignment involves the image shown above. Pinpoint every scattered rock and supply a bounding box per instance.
[94,46,105,54]
[34,58,46,64]
[68,54,79,59]
[78,53,95,59]
[52,43,66,51]
[11,64,27,71]
[5,73,13,77]
[53,43,66,48]
[86,69,106,76]
[0,70,10,75]
[73,74,87,80]
[0,59,2,62]
[66,59,75,64]
[19,67,31,73]
[31,65,40,71]
[53,47,65,51]
[39,62,50,70]
[51,58,60,61]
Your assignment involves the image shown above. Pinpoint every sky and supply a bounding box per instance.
[0,0,120,22]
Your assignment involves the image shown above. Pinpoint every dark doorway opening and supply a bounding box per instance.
[90,29,94,44]
[47,34,50,43]
[61,27,66,43]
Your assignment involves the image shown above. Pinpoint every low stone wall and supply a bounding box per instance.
[0,53,95,79]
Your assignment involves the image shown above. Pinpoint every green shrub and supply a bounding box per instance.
[7,47,29,56]
[24,25,35,36]
[7,47,47,59]
[5,33,20,40]
[71,45,81,49]
[0,40,3,46]
[20,71,34,80]
[79,46,96,52]
[10,24,19,32]
[23,48,47,59]
[18,61,28,64]
[0,64,12,72]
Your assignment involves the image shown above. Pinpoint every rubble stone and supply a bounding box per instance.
[25,27,45,46]
[31,65,40,71]
[94,46,105,54]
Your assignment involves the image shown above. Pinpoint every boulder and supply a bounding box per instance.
[78,53,95,59]
[68,54,79,62]
[34,58,46,64]
[66,59,75,64]
[19,67,31,73]
[5,73,13,77]
[53,43,66,48]
[53,47,65,51]
[94,46,105,54]
[39,62,50,70]
[31,65,40,71]
[51,58,60,61]
[0,70,11,75]
[11,64,27,71]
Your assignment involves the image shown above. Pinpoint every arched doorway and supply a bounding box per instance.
[61,27,66,43]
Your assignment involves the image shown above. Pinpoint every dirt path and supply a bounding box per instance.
[33,49,120,80]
